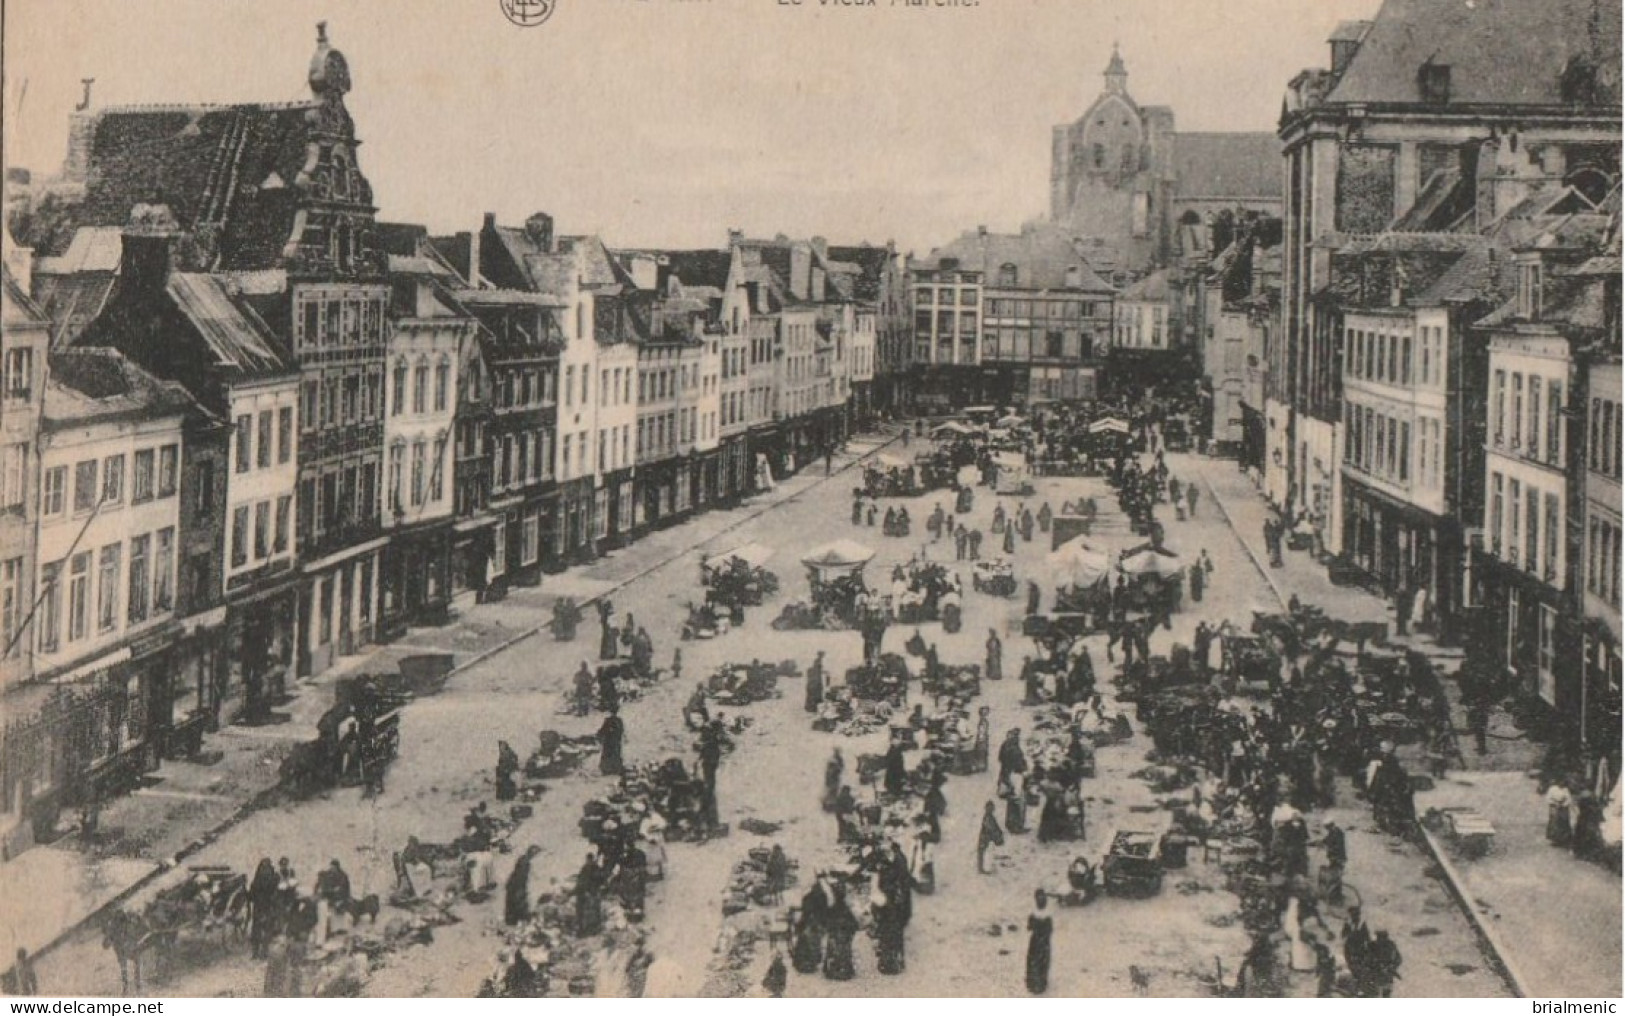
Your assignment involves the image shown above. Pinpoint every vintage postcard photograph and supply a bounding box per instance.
[0,0,1620,1000]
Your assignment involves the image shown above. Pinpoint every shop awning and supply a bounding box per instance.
[801,539,875,570]
[705,543,774,570]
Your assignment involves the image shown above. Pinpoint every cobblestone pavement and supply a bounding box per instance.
[22,439,1517,997]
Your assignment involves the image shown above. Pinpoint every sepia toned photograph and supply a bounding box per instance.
[0,0,1619,1000]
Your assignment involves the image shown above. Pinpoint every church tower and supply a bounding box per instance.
[1104,43,1128,95]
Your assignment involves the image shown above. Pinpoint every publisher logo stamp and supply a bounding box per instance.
[500,0,556,28]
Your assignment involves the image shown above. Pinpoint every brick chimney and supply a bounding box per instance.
[524,212,554,253]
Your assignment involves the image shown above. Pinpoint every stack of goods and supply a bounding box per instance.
[526,731,601,780]
[583,758,721,845]
[721,847,798,915]
[481,893,652,997]
[922,662,981,702]
[813,693,896,736]
[845,655,910,703]
[706,661,791,707]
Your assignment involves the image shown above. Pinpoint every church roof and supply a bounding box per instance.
[1327,0,1621,107]
[1171,133,1282,200]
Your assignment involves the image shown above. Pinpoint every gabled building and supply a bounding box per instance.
[1276,0,1621,557]
[19,348,205,828]
[1332,231,1516,634]
[1473,209,1617,748]
[376,225,478,631]
[433,217,566,587]
[1199,220,1281,463]
[1,259,48,694]
[16,24,401,678]
[73,219,302,730]
[732,237,850,476]
[912,224,1115,411]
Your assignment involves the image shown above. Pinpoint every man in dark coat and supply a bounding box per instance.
[805,651,826,712]
[574,853,605,937]
[699,719,726,793]
[977,802,1006,874]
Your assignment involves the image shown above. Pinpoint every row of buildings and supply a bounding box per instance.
[911,2,1622,768]
[1143,0,1621,765]
[0,25,913,853]
[0,0,1620,850]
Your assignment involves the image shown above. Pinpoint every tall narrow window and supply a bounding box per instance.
[255,410,272,469]
[232,506,250,567]
[68,551,90,642]
[154,528,174,612]
[74,460,98,514]
[158,445,178,498]
[97,544,121,633]
[128,536,149,623]
[236,414,252,472]
[278,407,294,463]
[435,358,450,412]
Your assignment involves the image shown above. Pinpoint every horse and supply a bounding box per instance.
[101,909,171,995]
[196,874,251,941]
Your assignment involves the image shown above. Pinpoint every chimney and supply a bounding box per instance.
[466,230,482,289]
[727,228,744,248]
[811,236,827,259]
[524,212,554,253]
[120,231,175,299]
[977,225,988,238]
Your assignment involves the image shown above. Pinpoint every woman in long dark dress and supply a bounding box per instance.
[575,854,605,937]
[598,711,625,776]
[1026,889,1053,994]
[248,857,281,958]
[822,886,859,981]
[792,879,831,974]
[873,889,906,975]
[504,846,540,926]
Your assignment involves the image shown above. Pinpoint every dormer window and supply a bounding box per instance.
[1418,63,1451,104]
[999,263,1018,287]
[1517,261,1543,319]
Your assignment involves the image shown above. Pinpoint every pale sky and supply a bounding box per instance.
[3,0,1382,254]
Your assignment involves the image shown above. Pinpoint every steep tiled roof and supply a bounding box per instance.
[2,268,48,324]
[659,249,733,292]
[35,226,124,275]
[44,347,199,429]
[921,225,1114,292]
[164,273,293,375]
[1171,133,1282,200]
[826,244,893,302]
[1327,0,1622,106]
[35,104,344,270]
[1412,242,1515,306]
[1120,269,1170,302]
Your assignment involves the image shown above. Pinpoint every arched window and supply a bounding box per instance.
[434,355,451,412]
[413,357,429,414]
[392,358,408,416]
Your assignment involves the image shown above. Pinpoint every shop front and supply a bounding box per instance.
[556,476,597,565]
[380,519,455,639]
[451,513,498,602]
[1341,476,1459,626]
[220,578,299,727]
